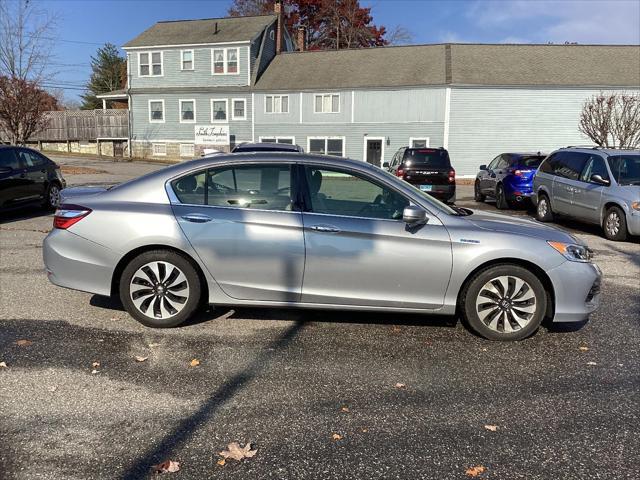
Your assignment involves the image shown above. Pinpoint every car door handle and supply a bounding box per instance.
[309,225,341,233]
[181,213,212,223]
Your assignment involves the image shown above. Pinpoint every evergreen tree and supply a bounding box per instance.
[81,43,126,110]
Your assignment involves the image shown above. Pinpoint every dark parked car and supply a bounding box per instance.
[231,142,304,153]
[474,152,546,209]
[384,147,455,203]
[0,145,66,211]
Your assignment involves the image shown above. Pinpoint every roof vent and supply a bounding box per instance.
[214,22,218,34]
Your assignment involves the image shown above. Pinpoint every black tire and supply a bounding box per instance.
[535,193,553,222]
[495,184,510,210]
[474,181,486,203]
[602,206,628,241]
[461,264,547,341]
[42,182,61,210]
[119,249,202,328]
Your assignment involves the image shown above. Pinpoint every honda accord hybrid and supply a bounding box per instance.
[43,153,602,340]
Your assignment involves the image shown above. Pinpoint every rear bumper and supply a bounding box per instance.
[43,228,119,297]
[409,183,456,203]
[504,182,534,200]
[547,261,602,322]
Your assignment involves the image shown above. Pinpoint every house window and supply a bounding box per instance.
[259,136,295,144]
[212,47,240,75]
[139,52,162,76]
[211,99,228,122]
[314,93,339,113]
[410,137,429,148]
[265,95,289,114]
[152,143,167,156]
[232,98,246,120]
[180,144,195,157]
[181,50,194,70]
[149,100,165,123]
[179,99,196,123]
[308,137,344,157]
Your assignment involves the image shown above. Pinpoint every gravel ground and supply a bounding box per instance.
[1,155,639,479]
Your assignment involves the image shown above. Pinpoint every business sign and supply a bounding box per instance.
[195,125,229,145]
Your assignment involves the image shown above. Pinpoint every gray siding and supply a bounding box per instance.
[354,88,445,122]
[255,22,277,81]
[447,87,640,176]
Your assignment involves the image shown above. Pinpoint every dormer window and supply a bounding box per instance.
[212,47,239,75]
[139,52,163,77]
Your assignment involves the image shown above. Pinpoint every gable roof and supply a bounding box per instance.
[254,43,640,90]
[123,15,276,48]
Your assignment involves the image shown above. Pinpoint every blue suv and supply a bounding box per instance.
[474,152,546,209]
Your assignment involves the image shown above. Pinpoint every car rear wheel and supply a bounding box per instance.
[120,250,202,328]
[603,206,628,241]
[495,184,510,210]
[474,181,486,202]
[43,182,61,210]
[461,264,547,341]
[535,193,553,222]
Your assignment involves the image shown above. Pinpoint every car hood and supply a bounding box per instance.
[465,210,580,243]
[60,186,109,203]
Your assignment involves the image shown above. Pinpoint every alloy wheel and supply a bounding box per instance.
[129,261,190,319]
[475,275,537,333]
[538,198,548,217]
[49,185,60,207]
[605,211,620,237]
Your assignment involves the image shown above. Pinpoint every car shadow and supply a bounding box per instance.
[0,205,52,224]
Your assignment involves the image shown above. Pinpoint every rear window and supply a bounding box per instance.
[517,155,545,168]
[403,149,450,168]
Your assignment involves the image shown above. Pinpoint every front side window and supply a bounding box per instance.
[314,93,340,113]
[181,50,194,70]
[139,52,162,76]
[232,99,246,120]
[149,100,164,122]
[607,155,640,186]
[308,137,343,156]
[211,99,227,122]
[579,155,609,183]
[304,167,409,220]
[265,95,289,114]
[180,100,195,123]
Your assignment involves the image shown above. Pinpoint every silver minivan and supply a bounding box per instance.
[533,147,640,241]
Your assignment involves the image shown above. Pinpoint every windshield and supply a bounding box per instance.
[404,149,450,168]
[607,155,640,186]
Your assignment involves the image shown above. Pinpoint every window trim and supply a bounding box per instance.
[148,99,165,123]
[307,136,345,157]
[264,94,289,114]
[258,136,296,144]
[313,93,340,114]
[210,98,228,123]
[211,47,240,76]
[138,51,163,77]
[152,143,167,157]
[179,99,196,124]
[180,49,194,71]
[179,143,195,158]
[231,98,247,121]
[409,137,430,148]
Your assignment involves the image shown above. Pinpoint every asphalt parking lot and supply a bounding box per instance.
[1,155,639,480]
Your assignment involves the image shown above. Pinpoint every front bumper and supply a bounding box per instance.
[627,210,640,236]
[43,228,119,297]
[547,261,602,322]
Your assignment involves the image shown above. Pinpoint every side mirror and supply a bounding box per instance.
[479,164,487,171]
[382,162,390,169]
[591,174,610,186]
[403,205,428,225]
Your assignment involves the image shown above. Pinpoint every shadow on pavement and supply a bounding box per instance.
[0,205,52,224]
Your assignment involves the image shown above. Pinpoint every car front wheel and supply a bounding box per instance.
[120,250,202,327]
[536,193,553,222]
[603,206,628,241]
[461,264,547,341]
[474,181,486,202]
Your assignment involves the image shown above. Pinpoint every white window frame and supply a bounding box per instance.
[259,136,295,144]
[180,49,194,71]
[180,144,195,157]
[148,99,165,123]
[409,137,430,148]
[231,98,247,121]
[211,47,240,76]
[313,93,340,114]
[179,99,196,124]
[152,143,167,156]
[307,136,345,157]
[264,94,289,114]
[138,51,163,77]
[210,98,228,123]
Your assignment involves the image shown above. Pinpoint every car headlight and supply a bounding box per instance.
[547,241,593,263]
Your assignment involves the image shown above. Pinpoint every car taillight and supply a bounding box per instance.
[396,168,405,178]
[509,168,531,177]
[53,204,91,229]
[448,169,455,183]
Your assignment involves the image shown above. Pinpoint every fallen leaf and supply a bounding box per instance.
[484,425,498,432]
[394,382,406,389]
[332,433,343,441]
[0,362,6,368]
[189,358,200,367]
[149,343,161,348]
[340,406,350,413]
[481,347,488,352]
[48,386,57,392]
[465,465,486,477]
[15,339,32,346]
[91,369,99,374]
[216,459,226,466]
[361,428,369,433]
[151,460,180,474]
[219,442,257,461]
[134,356,149,362]
[391,326,402,333]
[92,362,100,368]
[579,346,589,352]
[587,361,597,366]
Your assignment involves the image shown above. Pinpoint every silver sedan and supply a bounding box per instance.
[43,153,602,340]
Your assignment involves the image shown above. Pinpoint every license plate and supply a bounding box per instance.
[419,185,432,192]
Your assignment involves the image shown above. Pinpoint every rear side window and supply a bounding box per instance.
[403,149,450,168]
[0,148,20,170]
[17,149,47,168]
[171,170,207,205]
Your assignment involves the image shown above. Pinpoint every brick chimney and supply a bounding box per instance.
[274,0,283,54]
[297,26,305,52]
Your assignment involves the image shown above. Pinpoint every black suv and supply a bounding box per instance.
[0,145,66,211]
[384,147,455,203]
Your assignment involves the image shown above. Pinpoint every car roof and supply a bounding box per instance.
[506,152,547,157]
[558,146,640,156]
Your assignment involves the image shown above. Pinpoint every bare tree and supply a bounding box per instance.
[579,92,640,149]
[386,25,414,45]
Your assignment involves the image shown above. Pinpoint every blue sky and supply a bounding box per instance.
[35,0,640,101]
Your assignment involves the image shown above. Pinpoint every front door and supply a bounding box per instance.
[572,154,609,223]
[365,139,382,166]
[300,165,452,309]
[171,163,305,302]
